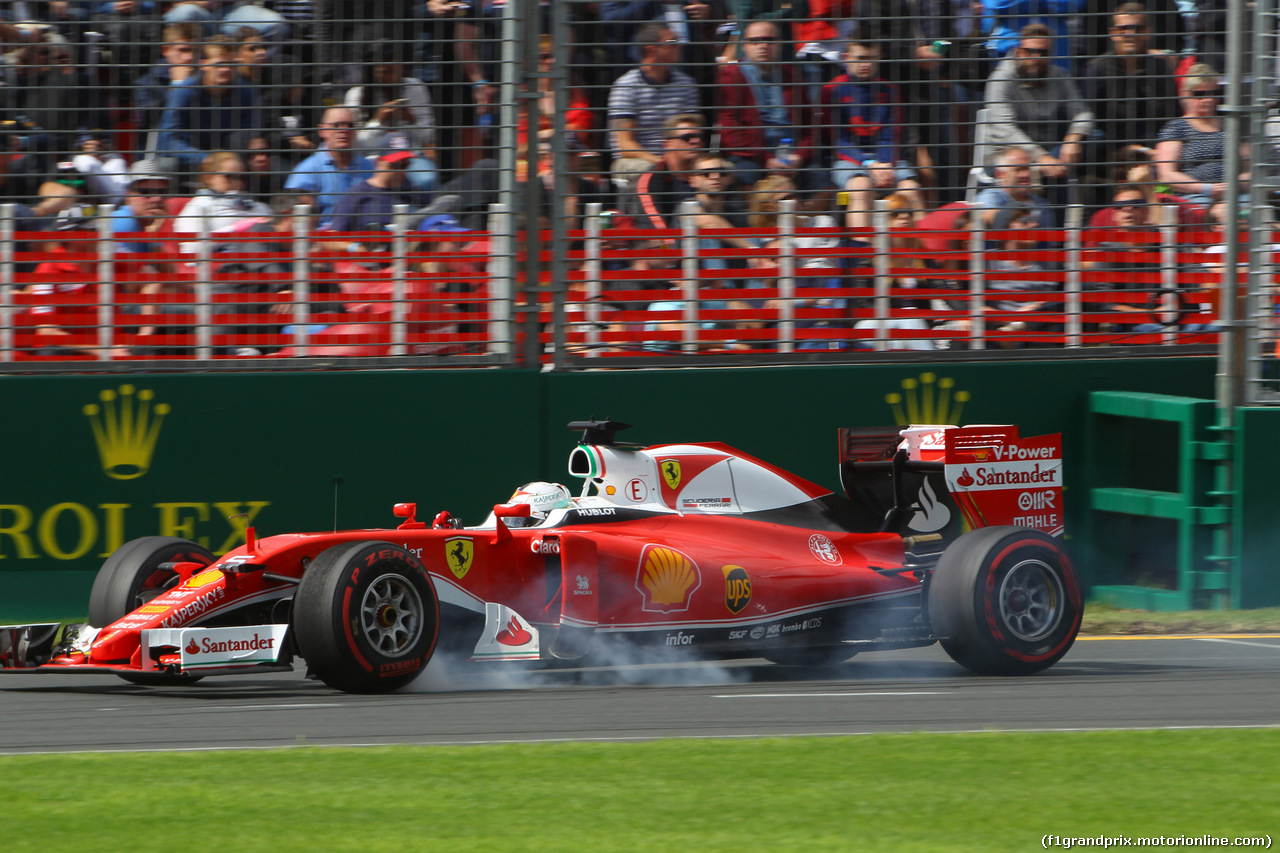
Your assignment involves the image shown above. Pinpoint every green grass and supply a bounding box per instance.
[1082,603,1280,634]
[5,730,1278,852]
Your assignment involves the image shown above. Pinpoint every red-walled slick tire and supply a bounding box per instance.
[928,526,1082,676]
[293,541,440,694]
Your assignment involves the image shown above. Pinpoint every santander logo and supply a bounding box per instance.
[495,616,533,646]
[186,633,278,656]
[909,479,951,533]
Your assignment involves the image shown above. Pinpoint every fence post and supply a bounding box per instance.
[1159,201,1179,345]
[967,207,986,351]
[487,203,513,357]
[0,204,12,362]
[1065,204,1084,348]
[583,202,602,357]
[291,204,311,358]
[196,210,213,360]
[777,198,796,353]
[872,198,889,352]
[679,199,700,354]
[390,204,409,357]
[96,207,116,360]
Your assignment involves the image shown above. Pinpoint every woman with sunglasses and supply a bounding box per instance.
[1154,63,1249,207]
[174,150,273,257]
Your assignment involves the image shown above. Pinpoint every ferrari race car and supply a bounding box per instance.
[0,419,1081,693]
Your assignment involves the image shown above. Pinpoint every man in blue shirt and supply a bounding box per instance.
[284,106,376,229]
[974,145,1054,229]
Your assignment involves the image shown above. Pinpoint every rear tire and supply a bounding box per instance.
[293,541,440,694]
[928,526,1081,676]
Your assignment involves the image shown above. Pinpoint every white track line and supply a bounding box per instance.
[5,724,1280,756]
[713,691,945,698]
[1198,638,1280,650]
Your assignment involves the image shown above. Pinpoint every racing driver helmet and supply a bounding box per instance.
[507,481,572,525]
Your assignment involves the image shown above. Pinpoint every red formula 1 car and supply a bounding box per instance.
[0,419,1081,693]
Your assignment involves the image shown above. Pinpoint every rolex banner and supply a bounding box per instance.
[0,372,542,620]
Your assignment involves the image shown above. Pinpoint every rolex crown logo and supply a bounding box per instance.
[885,372,970,426]
[84,385,170,480]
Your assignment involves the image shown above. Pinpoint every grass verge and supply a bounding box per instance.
[1081,603,1280,635]
[4,730,1277,852]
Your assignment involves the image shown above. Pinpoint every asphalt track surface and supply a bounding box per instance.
[2,636,1278,754]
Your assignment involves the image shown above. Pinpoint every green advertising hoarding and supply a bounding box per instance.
[0,358,1216,620]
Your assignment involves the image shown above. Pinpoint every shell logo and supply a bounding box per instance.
[184,570,223,589]
[636,545,701,612]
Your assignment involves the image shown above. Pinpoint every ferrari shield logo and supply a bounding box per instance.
[445,537,474,579]
[660,459,682,490]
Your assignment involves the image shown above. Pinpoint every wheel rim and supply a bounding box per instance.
[998,558,1064,642]
[359,575,424,656]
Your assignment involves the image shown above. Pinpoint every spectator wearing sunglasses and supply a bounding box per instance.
[624,113,708,231]
[715,19,816,190]
[1154,63,1247,207]
[1081,182,1162,336]
[284,106,377,228]
[174,150,273,256]
[983,23,1093,195]
[685,154,768,276]
[1080,4,1179,188]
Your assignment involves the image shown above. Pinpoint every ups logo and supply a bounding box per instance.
[723,565,751,614]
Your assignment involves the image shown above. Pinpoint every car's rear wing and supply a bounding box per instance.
[839,425,1063,538]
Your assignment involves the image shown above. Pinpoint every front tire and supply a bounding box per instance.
[928,526,1081,676]
[293,541,440,693]
[87,536,215,687]
[88,536,215,627]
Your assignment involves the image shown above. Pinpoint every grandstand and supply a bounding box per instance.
[0,0,1275,394]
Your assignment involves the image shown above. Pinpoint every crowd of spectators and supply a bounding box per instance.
[0,0,1266,355]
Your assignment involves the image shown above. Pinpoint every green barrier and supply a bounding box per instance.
[1233,407,1280,609]
[1086,392,1232,610]
[0,358,1218,621]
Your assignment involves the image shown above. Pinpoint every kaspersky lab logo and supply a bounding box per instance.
[83,384,170,480]
[885,372,970,426]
